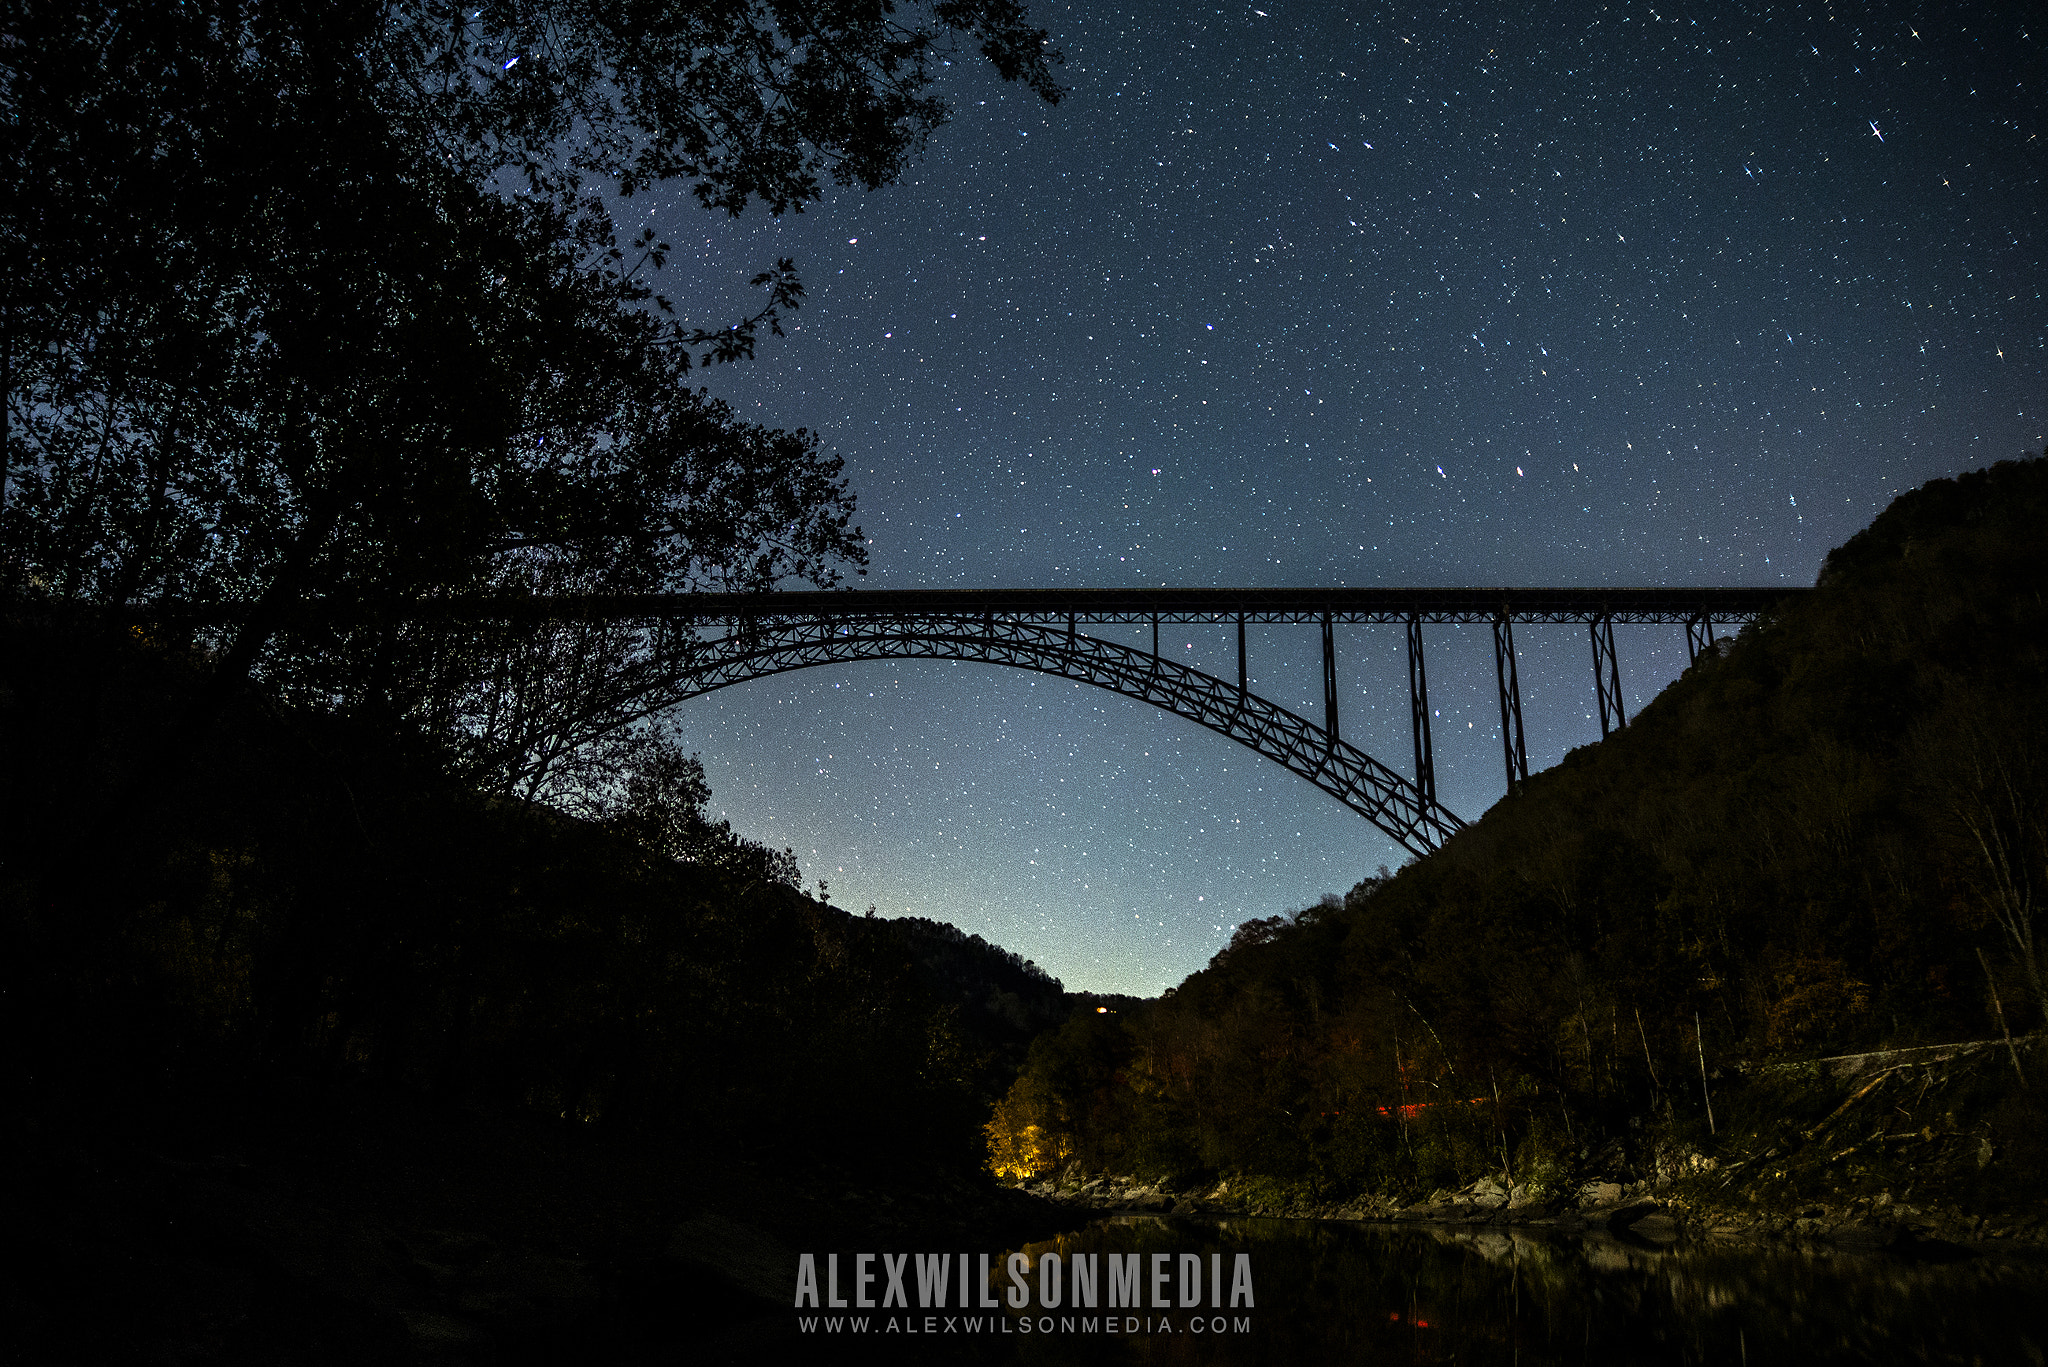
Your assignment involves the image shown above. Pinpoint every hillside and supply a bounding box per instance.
[0,619,1074,1358]
[988,456,2048,1239]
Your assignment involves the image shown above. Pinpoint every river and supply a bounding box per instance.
[763,1215,2048,1365]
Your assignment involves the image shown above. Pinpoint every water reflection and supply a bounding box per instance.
[978,1217,2048,1365]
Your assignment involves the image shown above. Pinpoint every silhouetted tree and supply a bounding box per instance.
[2,0,1061,764]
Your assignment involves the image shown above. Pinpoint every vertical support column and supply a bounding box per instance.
[1067,611,1076,650]
[1684,612,1717,665]
[1236,613,1247,694]
[1590,613,1626,738]
[1321,612,1339,742]
[1406,613,1436,808]
[1150,614,1160,668]
[1492,611,1528,793]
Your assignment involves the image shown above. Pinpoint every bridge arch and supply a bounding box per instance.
[653,615,1464,855]
[145,585,1792,857]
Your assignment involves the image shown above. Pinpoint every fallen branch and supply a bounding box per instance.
[1804,1069,1901,1140]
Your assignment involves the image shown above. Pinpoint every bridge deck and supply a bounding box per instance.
[114,585,1803,855]
[408,585,1805,627]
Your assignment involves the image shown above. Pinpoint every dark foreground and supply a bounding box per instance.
[711,1213,2048,1367]
[16,1086,2047,1367]
[3,1086,1065,1365]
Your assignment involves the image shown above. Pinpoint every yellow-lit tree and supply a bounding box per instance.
[985,1071,1073,1179]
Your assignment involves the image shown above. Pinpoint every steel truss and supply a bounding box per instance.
[1684,612,1720,664]
[1492,613,1528,793]
[631,614,1466,857]
[137,585,1795,856]
[1589,614,1627,739]
[421,585,1800,630]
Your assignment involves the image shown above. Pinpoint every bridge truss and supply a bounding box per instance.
[418,586,1799,858]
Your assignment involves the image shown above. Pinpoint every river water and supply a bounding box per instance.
[765,1215,2048,1365]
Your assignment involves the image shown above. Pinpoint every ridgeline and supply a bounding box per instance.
[987,456,2048,1250]
[5,457,2044,1361]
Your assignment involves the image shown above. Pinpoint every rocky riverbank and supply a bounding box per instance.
[1009,1037,2048,1256]
[1010,1166,2047,1253]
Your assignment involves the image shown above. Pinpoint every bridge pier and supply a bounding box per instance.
[1406,614,1437,809]
[1493,612,1528,793]
[1322,614,1341,743]
[1684,611,1718,665]
[141,584,1794,858]
[1590,614,1626,738]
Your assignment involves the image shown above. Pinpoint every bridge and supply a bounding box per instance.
[391,585,1802,857]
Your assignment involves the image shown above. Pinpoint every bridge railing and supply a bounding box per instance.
[341,585,1799,628]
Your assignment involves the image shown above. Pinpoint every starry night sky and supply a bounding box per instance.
[632,1,2042,996]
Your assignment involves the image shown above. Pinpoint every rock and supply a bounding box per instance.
[1607,1202,1669,1237]
[1580,1182,1624,1209]
[1635,1216,1678,1241]
[667,1211,795,1306]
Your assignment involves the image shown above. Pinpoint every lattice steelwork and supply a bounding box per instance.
[1492,613,1529,793]
[1405,614,1436,811]
[1589,614,1627,739]
[140,585,1797,857]
[633,613,1465,856]
[442,585,1798,629]
[1685,612,1719,664]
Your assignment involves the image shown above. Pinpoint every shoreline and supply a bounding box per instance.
[1011,1169,2048,1255]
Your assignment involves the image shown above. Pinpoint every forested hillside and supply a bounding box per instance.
[1,0,1066,1188]
[0,616,1076,1176]
[988,457,2048,1208]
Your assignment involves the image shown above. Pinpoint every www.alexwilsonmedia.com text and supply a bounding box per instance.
[792,1251,1255,1335]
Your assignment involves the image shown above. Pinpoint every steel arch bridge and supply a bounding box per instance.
[655,612,1465,854]
[145,585,1802,856]
[425,585,1802,858]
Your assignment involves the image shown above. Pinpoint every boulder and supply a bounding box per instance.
[1607,1202,1677,1241]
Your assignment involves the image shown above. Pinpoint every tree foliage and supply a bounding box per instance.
[1,0,1059,786]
